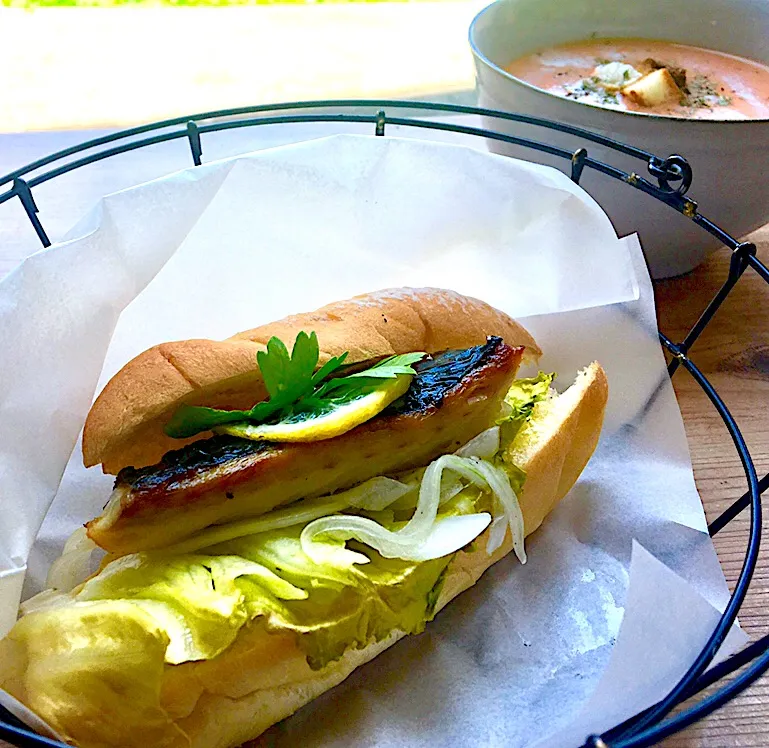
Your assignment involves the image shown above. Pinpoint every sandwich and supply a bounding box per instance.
[0,287,608,748]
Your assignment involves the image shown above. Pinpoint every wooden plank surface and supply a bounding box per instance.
[655,226,769,747]
[0,198,767,746]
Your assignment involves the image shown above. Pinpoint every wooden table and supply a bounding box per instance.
[655,226,769,747]
[0,140,767,746]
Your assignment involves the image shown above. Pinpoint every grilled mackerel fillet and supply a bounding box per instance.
[87,338,524,555]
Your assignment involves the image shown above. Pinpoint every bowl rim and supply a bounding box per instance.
[468,0,769,126]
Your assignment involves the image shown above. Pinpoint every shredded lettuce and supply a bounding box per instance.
[0,601,178,746]
[0,370,565,748]
[497,372,554,446]
[75,553,306,663]
[214,527,451,668]
[11,533,450,678]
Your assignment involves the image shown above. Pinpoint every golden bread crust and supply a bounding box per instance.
[83,288,541,473]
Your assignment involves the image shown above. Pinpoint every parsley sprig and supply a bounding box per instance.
[164,331,425,439]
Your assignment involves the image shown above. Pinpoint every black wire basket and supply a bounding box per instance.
[0,100,767,748]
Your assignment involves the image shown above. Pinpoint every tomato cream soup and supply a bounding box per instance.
[506,39,769,119]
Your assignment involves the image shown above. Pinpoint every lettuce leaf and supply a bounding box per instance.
[9,524,455,691]
[74,553,306,664]
[211,527,451,669]
[1,601,183,747]
[497,372,554,446]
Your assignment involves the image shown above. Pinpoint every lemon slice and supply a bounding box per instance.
[217,374,413,443]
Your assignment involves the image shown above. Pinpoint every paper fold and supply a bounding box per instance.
[534,541,747,747]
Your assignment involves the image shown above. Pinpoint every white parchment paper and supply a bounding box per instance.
[0,135,744,747]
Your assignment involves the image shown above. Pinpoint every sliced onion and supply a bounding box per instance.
[303,455,465,561]
[301,454,520,564]
[421,454,526,563]
[387,469,461,512]
[455,426,500,460]
[467,458,527,564]
[487,516,508,555]
[439,473,465,505]
[301,515,406,563]
[347,477,413,510]
[405,513,492,562]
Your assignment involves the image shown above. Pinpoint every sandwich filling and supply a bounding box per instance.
[87,338,526,555]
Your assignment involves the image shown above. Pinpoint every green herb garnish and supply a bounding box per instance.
[164,333,425,439]
[314,353,425,398]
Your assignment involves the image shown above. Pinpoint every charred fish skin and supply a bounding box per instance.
[116,336,507,495]
[115,436,271,498]
[391,336,505,414]
[90,338,522,554]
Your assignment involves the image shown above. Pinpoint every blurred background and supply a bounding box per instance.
[0,0,483,133]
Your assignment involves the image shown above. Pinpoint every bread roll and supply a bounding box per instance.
[82,288,541,473]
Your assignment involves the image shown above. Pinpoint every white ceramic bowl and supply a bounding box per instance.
[469,0,769,278]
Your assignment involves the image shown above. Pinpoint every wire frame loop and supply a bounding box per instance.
[647,154,693,195]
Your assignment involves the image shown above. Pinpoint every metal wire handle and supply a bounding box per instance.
[0,100,767,748]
